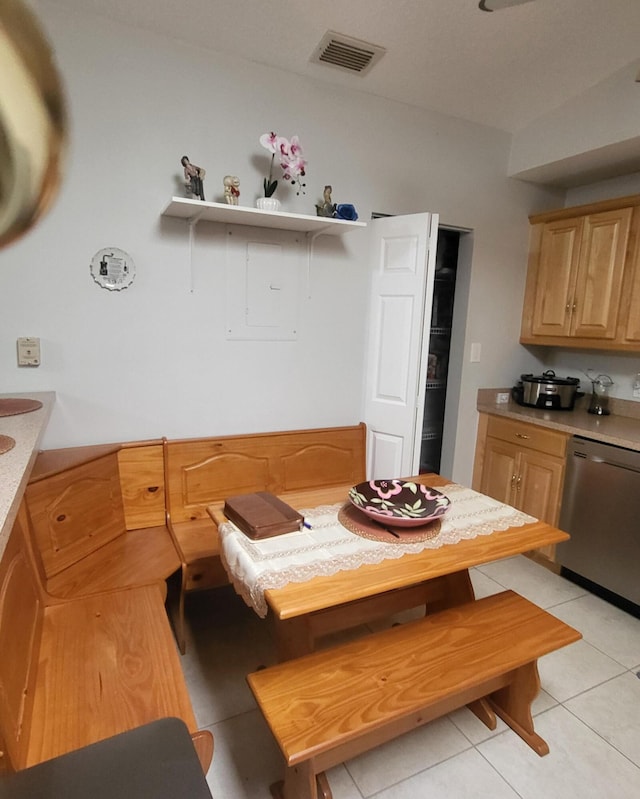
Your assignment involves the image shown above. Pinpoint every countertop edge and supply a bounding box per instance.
[477,395,640,453]
[0,391,56,561]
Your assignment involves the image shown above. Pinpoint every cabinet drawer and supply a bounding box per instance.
[486,416,567,458]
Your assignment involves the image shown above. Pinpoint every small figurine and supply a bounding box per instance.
[181,156,206,201]
[316,185,336,218]
[223,175,240,205]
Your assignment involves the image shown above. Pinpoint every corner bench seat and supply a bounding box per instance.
[0,507,212,774]
[27,584,202,767]
[25,441,180,601]
[43,524,179,599]
[248,590,581,799]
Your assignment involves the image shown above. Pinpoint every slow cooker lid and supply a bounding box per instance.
[520,369,580,387]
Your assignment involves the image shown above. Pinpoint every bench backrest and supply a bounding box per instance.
[0,505,43,773]
[117,443,166,530]
[26,452,126,578]
[24,443,167,580]
[165,424,366,524]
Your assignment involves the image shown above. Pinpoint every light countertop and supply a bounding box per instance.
[477,389,640,453]
[0,391,55,561]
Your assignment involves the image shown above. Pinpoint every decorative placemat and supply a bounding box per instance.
[0,435,16,455]
[0,398,43,417]
[338,503,442,543]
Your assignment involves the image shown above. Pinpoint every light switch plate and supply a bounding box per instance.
[17,337,41,367]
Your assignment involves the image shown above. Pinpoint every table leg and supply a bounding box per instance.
[270,762,321,799]
[426,569,475,614]
[272,615,314,661]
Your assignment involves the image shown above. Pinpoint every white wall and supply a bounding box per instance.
[0,1,563,486]
[565,171,640,207]
[509,59,640,185]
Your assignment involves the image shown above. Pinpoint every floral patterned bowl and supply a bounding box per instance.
[348,479,450,528]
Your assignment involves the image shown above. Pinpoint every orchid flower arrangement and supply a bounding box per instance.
[259,132,307,196]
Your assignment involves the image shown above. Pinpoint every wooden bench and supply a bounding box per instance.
[23,440,180,600]
[165,424,366,651]
[247,590,582,799]
[0,502,212,775]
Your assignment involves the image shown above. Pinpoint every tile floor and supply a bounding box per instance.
[181,556,640,798]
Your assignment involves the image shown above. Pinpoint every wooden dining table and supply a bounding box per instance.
[208,473,570,661]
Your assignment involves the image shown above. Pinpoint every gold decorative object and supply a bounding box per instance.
[0,0,67,248]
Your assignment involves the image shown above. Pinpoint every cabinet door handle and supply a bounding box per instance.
[515,433,530,440]
[516,475,522,491]
[511,474,517,486]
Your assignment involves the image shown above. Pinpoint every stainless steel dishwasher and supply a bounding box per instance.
[558,435,640,617]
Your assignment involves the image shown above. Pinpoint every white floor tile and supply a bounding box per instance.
[565,671,640,766]
[448,688,557,746]
[181,589,276,727]
[549,593,640,668]
[475,555,587,608]
[345,716,470,796]
[538,638,627,702]
[532,687,559,715]
[469,567,504,599]
[205,710,282,799]
[448,705,510,745]
[478,704,640,799]
[371,748,521,799]
[323,764,365,799]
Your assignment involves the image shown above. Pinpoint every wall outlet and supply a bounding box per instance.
[17,337,40,367]
[496,392,510,404]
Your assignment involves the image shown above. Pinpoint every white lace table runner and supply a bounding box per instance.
[218,483,536,617]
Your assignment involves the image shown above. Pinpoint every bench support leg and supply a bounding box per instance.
[468,698,497,730]
[489,661,549,757]
[271,762,327,799]
[190,730,214,775]
[427,569,475,614]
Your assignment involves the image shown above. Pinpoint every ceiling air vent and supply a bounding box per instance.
[310,31,386,76]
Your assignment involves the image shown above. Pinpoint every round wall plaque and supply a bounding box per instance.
[90,247,135,291]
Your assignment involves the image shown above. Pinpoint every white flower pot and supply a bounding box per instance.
[256,197,281,212]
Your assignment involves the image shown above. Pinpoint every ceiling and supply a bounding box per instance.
[45,0,640,135]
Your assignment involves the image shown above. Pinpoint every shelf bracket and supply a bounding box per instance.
[305,227,332,299]
[187,211,206,293]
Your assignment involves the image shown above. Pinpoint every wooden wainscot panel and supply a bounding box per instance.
[167,442,272,523]
[0,506,43,771]
[118,442,166,530]
[25,453,126,578]
[279,427,366,491]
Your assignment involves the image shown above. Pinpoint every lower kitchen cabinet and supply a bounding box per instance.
[473,414,568,564]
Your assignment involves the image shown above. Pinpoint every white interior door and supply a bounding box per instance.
[363,213,439,479]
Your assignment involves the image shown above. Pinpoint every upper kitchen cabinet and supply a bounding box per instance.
[520,194,640,352]
[620,212,640,345]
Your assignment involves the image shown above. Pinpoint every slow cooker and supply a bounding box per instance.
[512,370,582,411]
